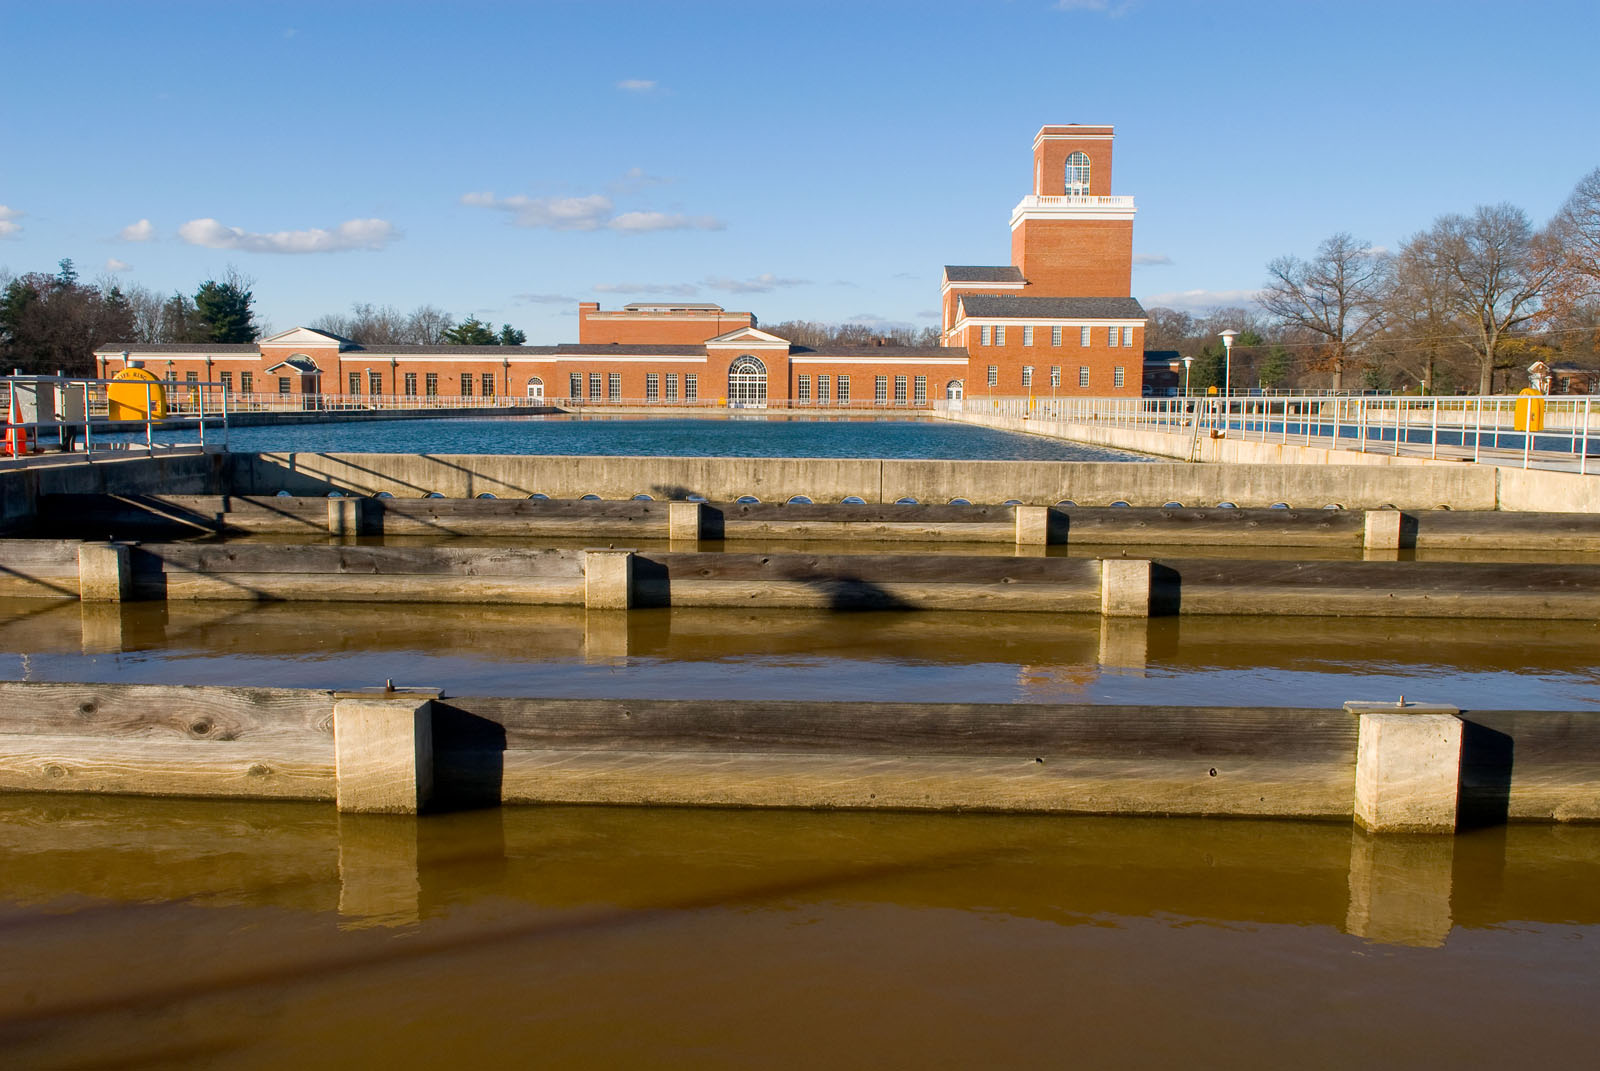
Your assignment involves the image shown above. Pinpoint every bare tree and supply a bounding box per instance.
[1259,232,1390,390]
[311,302,457,345]
[1548,166,1600,318]
[1403,204,1558,394]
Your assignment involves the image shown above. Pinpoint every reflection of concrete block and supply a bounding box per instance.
[79,543,130,602]
[585,549,634,610]
[1100,558,1151,617]
[338,814,420,928]
[1015,505,1049,546]
[334,696,434,814]
[668,501,702,542]
[1355,712,1461,833]
[1097,618,1148,673]
[584,610,630,661]
[79,603,127,653]
[1364,510,1402,550]
[1346,829,1454,947]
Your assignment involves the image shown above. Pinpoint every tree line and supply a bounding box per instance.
[1160,166,1600,395]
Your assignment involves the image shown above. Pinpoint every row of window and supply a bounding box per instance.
[566,372,704,402]
[977,325,1136,348]
[985,365,1126,389]
[794,374,928,404]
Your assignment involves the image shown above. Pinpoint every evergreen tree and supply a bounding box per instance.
[194,275,258,343]
[497,323,527,346]
[443,316,498,345]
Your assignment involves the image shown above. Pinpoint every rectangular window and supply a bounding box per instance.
[684,374,698,400]
[1023,326,1034,346]
[272,376,287,394]
[995,326,1006,346]
[185,370,200,385]
[348,372,360,395]
[569,373,582,399]
[1050,366,1060,388]
[893,375,908,404]
[220,371,233,392]
[836,375,850,403]
[874,375,888,404]
[609,373,621,401]
[817,374,831,403]
[913,375,926,404]
[588,373,602,400]
[980,325,992,346]
[461,375,473,396]
[403,373,416,396]
[1108,327,1119,347]
[1080,326,1091,347]
[665,373,678,400]
[482,374,495,396]
[1078,366,1089,387]
[797,375,811,402]
[1052,326,1063,347]
[1114,366,1125,388]
[1123,326,1134,347]
[987,366,998,387]
[425,373,438,396]
[1022,366,1033,388]
[645,373,659,401]
[368,371,381,396]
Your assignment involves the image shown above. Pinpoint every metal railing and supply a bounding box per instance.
[1,374,231,459]
[938,394,1599,473]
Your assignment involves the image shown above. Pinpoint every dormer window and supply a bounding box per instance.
[1065,151,1090,195]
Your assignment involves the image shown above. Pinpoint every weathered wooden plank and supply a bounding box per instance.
[716,503,1012,524]
[151,573,584,604]
[487,750,1356,817]
[135,543,586,577]
[717,520,1016,543]
[0,681,335,742]
[0,538,83,564]
[643,551,1100,584]
[379,498,668,520]
[0,734,334,800]
[437,698,1358,760]
[1412,510,1600,551]
[1063,508,1364,547]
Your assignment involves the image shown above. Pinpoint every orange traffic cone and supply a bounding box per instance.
[5,389,34,458]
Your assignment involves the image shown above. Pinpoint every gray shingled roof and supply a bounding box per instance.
[793,345,967,358]
[93,343,260,355]
[944,265,1025,283]
[555,343,708,356]
[958,295,1146,320]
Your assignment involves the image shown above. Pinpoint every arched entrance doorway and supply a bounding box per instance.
[946,379,964,412]
[728,355,767,408]
[526,377,545,401]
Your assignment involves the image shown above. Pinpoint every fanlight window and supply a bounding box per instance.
[1065,151,1090,195]
[728,355,767,408]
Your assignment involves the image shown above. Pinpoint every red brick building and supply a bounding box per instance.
[96,123,1146,406]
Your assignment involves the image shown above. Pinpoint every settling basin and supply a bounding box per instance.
[1,797,1596,1068]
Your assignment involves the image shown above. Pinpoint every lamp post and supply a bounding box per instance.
[1182,355,1194,397]
[1218,330,1237,398]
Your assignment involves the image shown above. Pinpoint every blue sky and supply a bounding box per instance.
[3,0,1597,340]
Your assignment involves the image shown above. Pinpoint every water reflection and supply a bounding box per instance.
[0,599,1593,710]
[0,797,1596,1068]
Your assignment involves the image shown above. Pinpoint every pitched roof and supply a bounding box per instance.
[944,265,1025,283]
[94,343,260,355]
[958,295,1146,320]
[553,343,708,356]
[792,344,965,358]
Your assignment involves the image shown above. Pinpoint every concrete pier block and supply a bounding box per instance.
[585,548,635,610]
[1364,509,1402,550]
[1352,710,1462,833]
[1345,829,1455,947]
[333,693,435,814]
[1100,558,1152,617]
[668,501,703,542]
[78,542,131,602]
[328,496,367,537]
[1015,505,1050,546]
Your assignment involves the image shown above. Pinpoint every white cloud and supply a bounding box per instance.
[177,217,398,253]
[1055,0,1136,14]
[105,258,132,272]
[1143,288,1261,312]
[514,293,581,305]
[593,281,700,296]
[0,205,21,238]
[118,218,156,242]
[1133,253,1172,266]
[617,79,657,92]
[704,273,810,293]
[464,191,723,232]
[610,166,669,194]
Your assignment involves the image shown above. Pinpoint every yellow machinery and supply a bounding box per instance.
[107,367,168,422]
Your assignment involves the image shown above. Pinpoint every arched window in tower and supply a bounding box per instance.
[1065,151,1091,195]
[727,355,767,409]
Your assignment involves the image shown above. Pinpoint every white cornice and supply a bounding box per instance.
[789,356,967,366]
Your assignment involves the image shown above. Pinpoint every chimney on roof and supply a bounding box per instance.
[874,336,887,346]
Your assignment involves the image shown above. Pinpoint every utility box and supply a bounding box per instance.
[10,379,57,425]
[55,383,87,424]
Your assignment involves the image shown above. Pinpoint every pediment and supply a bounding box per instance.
[704,326,791,346]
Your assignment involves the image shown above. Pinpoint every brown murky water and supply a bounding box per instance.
[0,796,1596,1068]
[1,599,1595,710]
